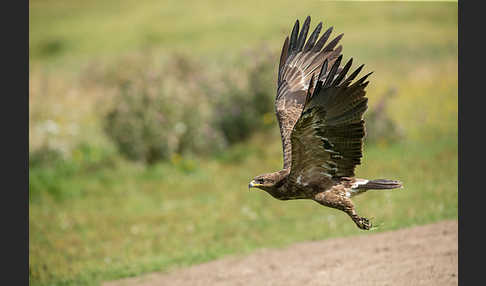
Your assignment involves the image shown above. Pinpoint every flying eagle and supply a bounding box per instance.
[249,16,403,230]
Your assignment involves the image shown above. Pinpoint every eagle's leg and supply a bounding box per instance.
[346,208,371,230]
[314,189,371,230]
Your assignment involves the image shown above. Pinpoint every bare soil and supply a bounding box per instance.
[104,220,458,286]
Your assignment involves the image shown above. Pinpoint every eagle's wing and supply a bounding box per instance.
[287,55,372,187]
[276,16,343,169]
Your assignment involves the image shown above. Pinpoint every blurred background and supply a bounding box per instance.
[29,1,457,285]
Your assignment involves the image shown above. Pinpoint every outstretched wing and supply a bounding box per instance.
[287,55,372,187]
[276,16,343,169]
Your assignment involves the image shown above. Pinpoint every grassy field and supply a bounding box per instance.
[29,1,457,285]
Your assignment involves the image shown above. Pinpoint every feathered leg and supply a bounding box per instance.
[314,187,371,230]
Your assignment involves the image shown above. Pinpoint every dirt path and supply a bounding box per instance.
[104,220,458,286]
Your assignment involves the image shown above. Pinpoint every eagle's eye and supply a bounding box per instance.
[257,178,264,184]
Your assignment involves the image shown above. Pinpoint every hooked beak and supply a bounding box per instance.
[248,180,262,190]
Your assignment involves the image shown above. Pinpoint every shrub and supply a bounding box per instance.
[213,49,276,144]
[102,55,226,164]
[213,81,261,144]
[100,49,278,165]
[364,88,405,145]
[105,85,171,164]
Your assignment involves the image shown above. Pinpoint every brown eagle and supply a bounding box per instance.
[249,16,403,230]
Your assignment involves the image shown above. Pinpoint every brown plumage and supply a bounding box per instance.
[249,16,403,230]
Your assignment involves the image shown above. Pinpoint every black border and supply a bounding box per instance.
[458,1,481,285]
[7,0,29,284]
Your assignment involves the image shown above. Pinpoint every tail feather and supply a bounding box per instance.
[355,179,403,190]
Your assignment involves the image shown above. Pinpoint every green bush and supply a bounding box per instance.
[213,49,276,144]
[213,82,261,144]
[364,88,405,145]
[99,49,277,165]
[105,85,172,164]
[102,55,227,164]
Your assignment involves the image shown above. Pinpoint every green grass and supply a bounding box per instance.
[29,130,457,286]
[29,1,457,285]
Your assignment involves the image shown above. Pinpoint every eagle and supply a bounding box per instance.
[249,16,403,230]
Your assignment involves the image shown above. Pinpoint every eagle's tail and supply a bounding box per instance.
[354,179,403,190]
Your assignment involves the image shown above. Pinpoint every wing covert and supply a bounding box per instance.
[287,55,372,186]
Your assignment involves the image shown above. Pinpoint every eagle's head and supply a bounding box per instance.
[249,171,286,193]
